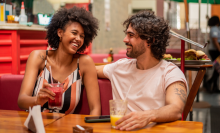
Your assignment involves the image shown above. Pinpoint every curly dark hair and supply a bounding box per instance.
[123,10,170,60]
[208,16,219,26]
[46,6,99,52]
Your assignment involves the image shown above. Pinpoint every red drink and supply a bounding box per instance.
[48,84,63,109]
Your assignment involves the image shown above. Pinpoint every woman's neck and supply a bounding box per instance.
[52,47,75,67]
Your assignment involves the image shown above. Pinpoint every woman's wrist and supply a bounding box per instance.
[34,97,38,106]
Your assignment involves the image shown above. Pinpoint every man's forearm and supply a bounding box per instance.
[146,104,182,123]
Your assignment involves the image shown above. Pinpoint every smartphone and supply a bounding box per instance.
[84,115,110,123]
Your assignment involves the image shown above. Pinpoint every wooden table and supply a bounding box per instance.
[0,110,203,133]
[0,110,65,133]
[45,114,203,133]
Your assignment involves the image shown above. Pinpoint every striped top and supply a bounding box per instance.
[32,50,82,114]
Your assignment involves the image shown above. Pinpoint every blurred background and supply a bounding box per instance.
[2,0,219,53]
[1,1,220,133]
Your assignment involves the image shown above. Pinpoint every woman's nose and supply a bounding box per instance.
[75,35,80,40]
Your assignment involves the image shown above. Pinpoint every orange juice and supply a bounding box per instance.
[110,115,123,128]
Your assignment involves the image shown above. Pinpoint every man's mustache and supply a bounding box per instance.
[125,43,132,46]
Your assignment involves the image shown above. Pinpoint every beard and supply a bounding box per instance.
[126,41,146,58]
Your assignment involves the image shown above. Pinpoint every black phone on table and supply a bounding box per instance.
[84,115,110,123]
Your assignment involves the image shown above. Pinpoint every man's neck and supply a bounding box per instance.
[136,52,160,70]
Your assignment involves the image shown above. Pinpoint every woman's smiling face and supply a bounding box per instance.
[58,21,85,54]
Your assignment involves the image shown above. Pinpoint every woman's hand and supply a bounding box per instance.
[35,82,55,106]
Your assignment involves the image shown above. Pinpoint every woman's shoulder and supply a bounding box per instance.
[210,26,219,31]
[78,54,94,64]
[29,50,47,60]
[28,50,48,69]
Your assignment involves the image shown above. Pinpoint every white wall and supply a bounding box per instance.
[189,3,211,33]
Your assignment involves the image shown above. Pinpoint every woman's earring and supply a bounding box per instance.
[60,37,62,42]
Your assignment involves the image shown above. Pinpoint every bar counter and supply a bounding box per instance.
[0,23,48,76]
[0,23,46,31]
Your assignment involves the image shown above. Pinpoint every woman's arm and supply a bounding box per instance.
[80,55,101,115]
[17,50,54,110]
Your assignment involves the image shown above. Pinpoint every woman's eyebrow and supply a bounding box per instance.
[71,30,85,35]
[71,30,78,32]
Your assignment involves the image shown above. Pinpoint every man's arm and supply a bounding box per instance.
[115,81,187,131]
[96,65,108,79]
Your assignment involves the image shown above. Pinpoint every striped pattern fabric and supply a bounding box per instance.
[32,53,82,114]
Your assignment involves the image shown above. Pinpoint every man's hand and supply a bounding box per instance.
[115,111,155,131]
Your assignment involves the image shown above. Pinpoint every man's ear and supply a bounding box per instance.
[145,40,150,47]
[57,28,63,38]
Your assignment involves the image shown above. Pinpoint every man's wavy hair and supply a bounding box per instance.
[123,10,170,60]
[46,6,99,52]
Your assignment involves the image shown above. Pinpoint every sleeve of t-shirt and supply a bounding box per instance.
[103,58,128,80]
[164,64,189,94]
[210,27,219,38]
[103,61,117,80]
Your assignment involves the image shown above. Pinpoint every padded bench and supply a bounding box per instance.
[0,75,113,115]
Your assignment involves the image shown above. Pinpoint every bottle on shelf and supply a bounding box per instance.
[19,1,27,25]
[107,48,114,62]
[0,0,6,23]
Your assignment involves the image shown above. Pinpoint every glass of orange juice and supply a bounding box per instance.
[109,99,127,129]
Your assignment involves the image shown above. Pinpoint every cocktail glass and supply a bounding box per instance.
[48,83,64,109]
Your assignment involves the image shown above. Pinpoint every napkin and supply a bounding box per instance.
[24,105,45,133]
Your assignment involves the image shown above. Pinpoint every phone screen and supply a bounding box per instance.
[85,115,110,120]
[84,115,110,123]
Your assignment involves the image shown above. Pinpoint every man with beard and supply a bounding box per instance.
[96,10,188,131]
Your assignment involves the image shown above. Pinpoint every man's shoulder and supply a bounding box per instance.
[114,58,136,65]
[104,58,135,72]
[160,60,180,72]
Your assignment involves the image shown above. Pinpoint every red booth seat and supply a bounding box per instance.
[0,75,24,111]
[0,75,113,115]
[74,79,112,115]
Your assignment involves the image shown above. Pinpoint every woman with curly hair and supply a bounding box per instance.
[18,6,101,115]
[96,10,188,130]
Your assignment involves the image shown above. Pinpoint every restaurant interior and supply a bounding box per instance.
[1,0,220,133]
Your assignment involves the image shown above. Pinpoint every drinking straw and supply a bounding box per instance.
[118,85,132,115]
[125,85,132,101]
[76,125,85,130]
[49,66,53,84]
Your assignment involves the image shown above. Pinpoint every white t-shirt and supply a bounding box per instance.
[103,58,188,113]
[209,26,220,50]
